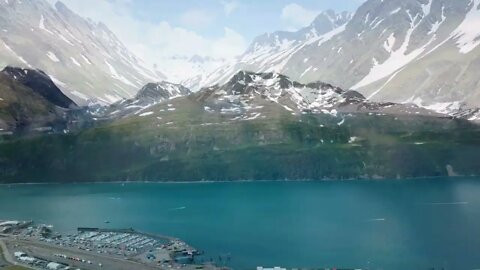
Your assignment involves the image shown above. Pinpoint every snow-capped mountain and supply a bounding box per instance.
[197,0,480,116]
[0,0,166,105]
[103,81,191,119]
[164,55,226,90]
[193,71,441,120]
[348,0,480,112]
[193,10,352,91]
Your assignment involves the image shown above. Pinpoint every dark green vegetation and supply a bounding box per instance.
[0,92,479,183]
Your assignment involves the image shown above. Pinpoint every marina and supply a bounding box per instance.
[0,220,217,270]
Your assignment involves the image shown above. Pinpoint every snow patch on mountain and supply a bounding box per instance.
[452,0,480,54]
[353,11,436,92]
[390,7,401,15]
[404,96,463,115]
[46,51,60,63]
[421,0,433,17]
[104,60,137,88]
[80,54,92,65]
[383,33,396,53]
[70,57,81,67]
[38,14,53,35]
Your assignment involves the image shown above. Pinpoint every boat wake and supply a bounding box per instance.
[423,202,469,206]
[367,218,386,222]
[169,206,187,211]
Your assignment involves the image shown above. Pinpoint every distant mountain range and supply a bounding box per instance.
[0,0,165,105]
[196,0,480,117]
[1,0,480,119]
[0,65,448,134]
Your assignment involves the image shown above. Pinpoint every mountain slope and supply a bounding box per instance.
[198,0,480,115]
[0,67,76,132]
[0,0,166,104]
[2,66,76,109]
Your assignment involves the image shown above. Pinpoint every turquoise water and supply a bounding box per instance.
[1,178,480,269]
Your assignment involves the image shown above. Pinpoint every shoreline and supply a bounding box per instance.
[0,175,476,186]
[0,222,214,270]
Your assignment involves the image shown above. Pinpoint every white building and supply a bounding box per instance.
[47,262,62,270]
[14,251,26,258]
[19,256,35,263]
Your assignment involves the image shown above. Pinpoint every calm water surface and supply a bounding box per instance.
[1,178,480,270]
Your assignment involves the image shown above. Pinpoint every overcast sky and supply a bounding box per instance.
[49,0,365,67]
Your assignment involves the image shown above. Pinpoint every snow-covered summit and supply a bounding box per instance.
[193,71,440,119]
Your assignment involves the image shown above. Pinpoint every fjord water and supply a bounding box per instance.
[1,178,480,270]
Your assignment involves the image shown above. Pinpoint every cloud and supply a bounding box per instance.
[211,27,246,57]
[135,23,246,60]
[281,3,321,30]
[221,1,239,16]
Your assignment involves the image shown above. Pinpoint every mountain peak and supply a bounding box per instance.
[54,1,69,12]
[310,10,352,33]
[135,81,191,102]
[245,9,351,56]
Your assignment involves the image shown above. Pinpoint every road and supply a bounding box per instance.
[0,238,35,270]
[0,237,218,270]
[6,238,163,270]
